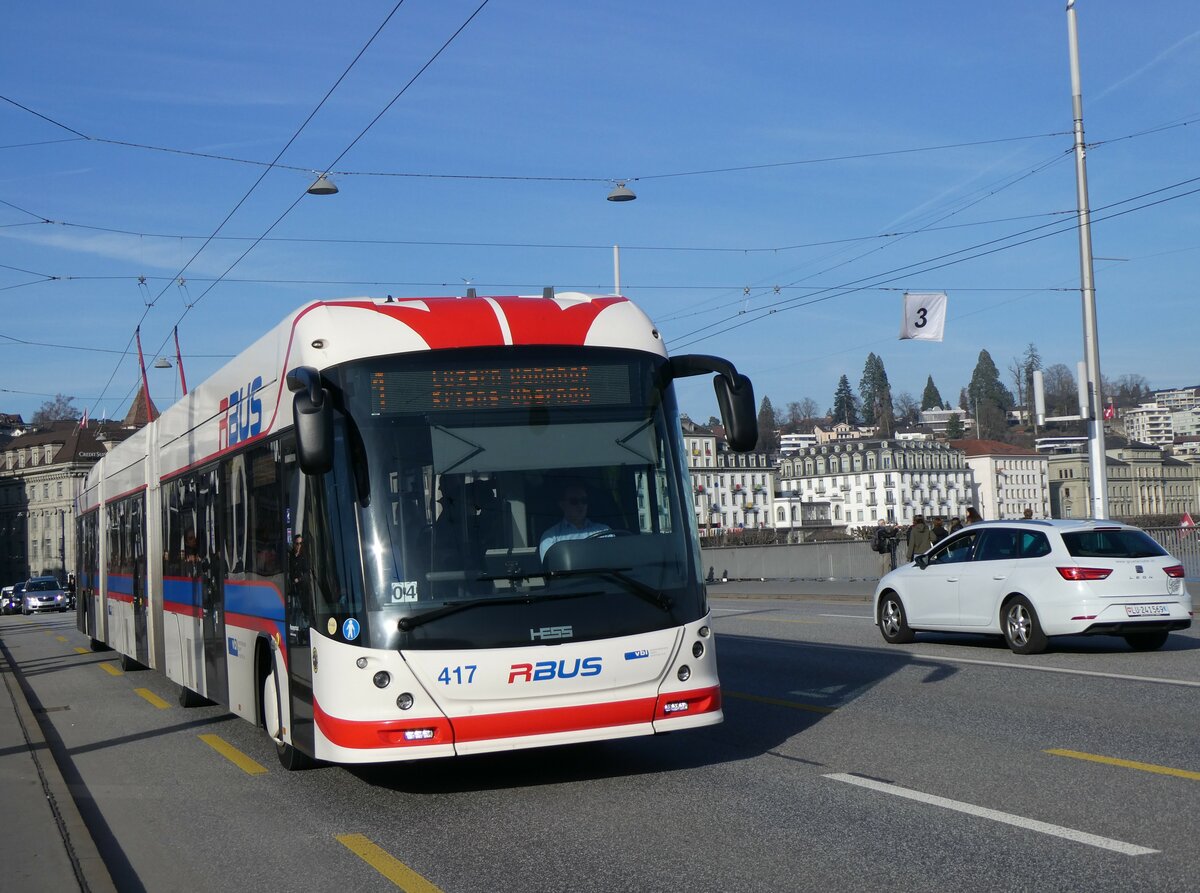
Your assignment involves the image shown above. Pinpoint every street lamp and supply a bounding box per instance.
[1066,0,1109,518]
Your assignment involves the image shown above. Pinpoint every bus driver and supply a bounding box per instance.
[539,481,610,560]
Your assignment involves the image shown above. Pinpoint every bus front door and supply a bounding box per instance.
[282,449,315,756]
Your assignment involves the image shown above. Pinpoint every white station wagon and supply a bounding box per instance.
[875,520,1192,654]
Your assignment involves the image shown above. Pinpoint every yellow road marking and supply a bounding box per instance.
[336,834,445,892]
[99,662,123,676]
[135,688,170,709]
[74,647,90,655]
[725,690,836,714]
[1046,748,1200,781]
[55,635,68,642]
[199,734,268,776]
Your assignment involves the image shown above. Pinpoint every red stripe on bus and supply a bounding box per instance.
[108,593,135,604]
[314,701,453,748]
[312,685,720,751]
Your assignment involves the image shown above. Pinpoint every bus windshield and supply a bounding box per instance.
[333,346,702,650]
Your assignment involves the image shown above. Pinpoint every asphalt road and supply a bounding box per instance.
[3,600,1198,892]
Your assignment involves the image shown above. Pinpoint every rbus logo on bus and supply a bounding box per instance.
[508,657,602,683]
[218,376,264,450]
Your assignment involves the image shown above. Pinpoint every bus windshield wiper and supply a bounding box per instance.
[545,568,673,613]
[397,590,598,632]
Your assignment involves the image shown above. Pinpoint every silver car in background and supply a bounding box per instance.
[22,576,70,614]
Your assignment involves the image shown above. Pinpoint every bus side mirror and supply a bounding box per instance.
[288,367,333,475]
[714,371,757,452]
[666,355,759,453]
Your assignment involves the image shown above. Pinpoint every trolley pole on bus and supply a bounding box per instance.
[1066,0,1109,519]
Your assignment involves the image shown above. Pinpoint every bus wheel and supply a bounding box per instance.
[262,670,316,771]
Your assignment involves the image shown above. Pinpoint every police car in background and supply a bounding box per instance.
[875,519,1192,654]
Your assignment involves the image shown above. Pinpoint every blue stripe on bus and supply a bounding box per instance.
[160,577,283,622]
[107,574,134,596]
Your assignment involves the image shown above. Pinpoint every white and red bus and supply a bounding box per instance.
[76,292,756,768]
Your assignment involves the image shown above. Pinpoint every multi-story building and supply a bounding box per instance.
[1171,407,1200,439]
[1048,435,1199,519]
[778,432,817,455]
[681,418,777,535]
[951,439,1050,520]
[777,439,974,528]
[813,422,876,444]
[1122,402,1174,447]
[919,407,975,436]
[1152,386,1200,412]
[0,421,130,583]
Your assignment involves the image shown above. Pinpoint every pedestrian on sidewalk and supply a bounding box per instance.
[908,515,933,557]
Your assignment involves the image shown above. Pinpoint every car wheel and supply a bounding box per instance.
[263,670,316,771]
[1124,630,1169,651]
[878,592,915,644]
[1002,596,1047,655]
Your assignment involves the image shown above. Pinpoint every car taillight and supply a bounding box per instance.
[1057,566,1112,581]
[1163,565,1185,578]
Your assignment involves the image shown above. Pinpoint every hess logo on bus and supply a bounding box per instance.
[508,657,602,684]
[218,375,264,450]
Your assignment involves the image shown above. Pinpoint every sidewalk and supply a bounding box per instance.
[0,638,117,893]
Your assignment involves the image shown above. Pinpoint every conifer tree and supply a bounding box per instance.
[920,376,943,411]
[832,375,859,425]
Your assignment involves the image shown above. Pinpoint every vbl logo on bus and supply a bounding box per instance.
[218,375,264,450]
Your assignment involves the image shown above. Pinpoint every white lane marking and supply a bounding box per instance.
[825,773,1158,856]
[819,613,873,620]
[910,653,1200,689]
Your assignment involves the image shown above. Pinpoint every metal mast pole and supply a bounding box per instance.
[1067,0,1109,518]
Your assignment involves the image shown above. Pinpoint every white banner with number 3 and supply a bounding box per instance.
[899,291,947,341]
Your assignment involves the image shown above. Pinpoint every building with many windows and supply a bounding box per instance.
[1048,436,1199,519]
[681,418,778,536]
[1122,402,1174,448]
[951,439,1050,520]
[1152,386,1200,412]
[777,439,974,529]
[0,421,130,584]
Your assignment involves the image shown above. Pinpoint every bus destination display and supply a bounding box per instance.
[370,364,631,414]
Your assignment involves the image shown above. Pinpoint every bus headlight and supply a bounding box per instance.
[692,641,704,659]
[396,692,414,710]
[373,671,391,689]
[677,665,691,682]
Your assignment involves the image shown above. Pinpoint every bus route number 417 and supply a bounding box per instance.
[438,665,478,685]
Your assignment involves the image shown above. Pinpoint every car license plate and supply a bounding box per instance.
[1125,604,1169,617]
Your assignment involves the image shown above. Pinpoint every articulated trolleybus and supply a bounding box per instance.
[77,292,756,768]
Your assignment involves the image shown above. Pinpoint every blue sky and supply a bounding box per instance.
[2,1,1197,424]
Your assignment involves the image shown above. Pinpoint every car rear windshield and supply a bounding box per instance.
[1061,529,1167,559]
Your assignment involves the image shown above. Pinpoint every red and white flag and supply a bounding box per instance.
[1103,402,1115,420]
[79,407,88,429]
[1182,512,1195,528]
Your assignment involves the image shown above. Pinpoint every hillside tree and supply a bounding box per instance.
[756,396,779,452]
[920,375,944,411]
[832,375,859,425]
[968,349,1015,439]
[858,353,894,432]
[31,394,82,425]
